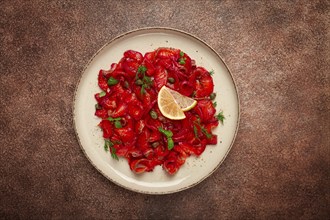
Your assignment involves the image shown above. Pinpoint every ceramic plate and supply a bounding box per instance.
[73,27,239,194]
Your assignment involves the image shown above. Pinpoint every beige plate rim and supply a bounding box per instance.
[72,27,240,194]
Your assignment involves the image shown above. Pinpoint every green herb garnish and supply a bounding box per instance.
[158,127,173,138]
[193,125,199,139]
[209,70,214,75]
[210,93,216,100]
[193,118,213,139]
[114,120,122,128]
[99,91,106,97]
[107,117,123,128]
[107,77,118,86]
[140,84,146,94]
[104,139,114,152]
[95,103,102,110]
[104,140,110,152]
[110,146,119,160]
[135,65,152,95]
[158,127,174,150]
[137,65,147,74]
[216,111,225,124]
[213,101,217,107]
[144,76,152,84]
[107,117,122,122]
[180,51,184,57]
[113,140,122,145]
[167,138,174,150]
[201,127,213,139]
[104,139,118,160]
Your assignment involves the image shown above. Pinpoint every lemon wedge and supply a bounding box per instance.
[166,87,197,111]
[157,86,197,120]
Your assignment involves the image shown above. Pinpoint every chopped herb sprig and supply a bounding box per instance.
[193,118,213,139]
[107,117,123,129]
[99,91,106,97]
[158,127,174,150]
[107,117,122,122]
[104,139,119,160]
[107,77,118,86]
[135,65,152,94]
[216,111,225,124]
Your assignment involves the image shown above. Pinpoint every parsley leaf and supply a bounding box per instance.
[216,111,225,124]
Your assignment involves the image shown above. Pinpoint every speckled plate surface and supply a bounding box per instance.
[73,27,239,194]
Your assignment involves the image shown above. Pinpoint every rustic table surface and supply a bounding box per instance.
[1,0,329,219]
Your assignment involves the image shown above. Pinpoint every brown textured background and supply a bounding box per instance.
[1,0,329,219]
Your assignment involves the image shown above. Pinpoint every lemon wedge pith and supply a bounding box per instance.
[166,87,197,111]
